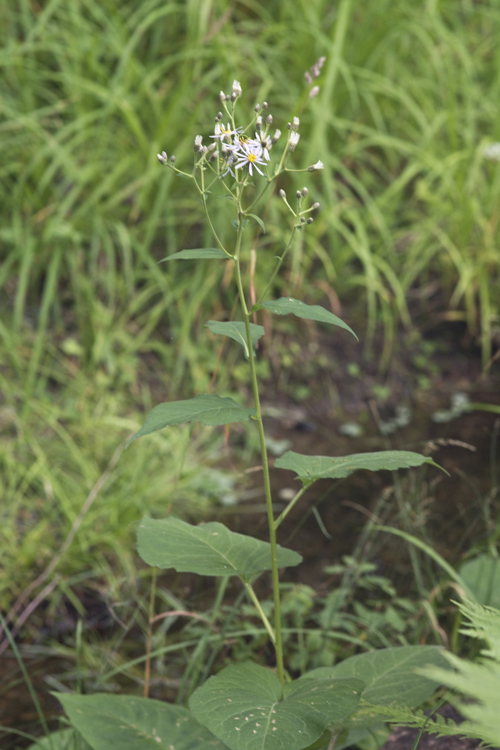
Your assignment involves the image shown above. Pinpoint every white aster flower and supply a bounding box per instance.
[234,141,267,176]
[308,160,324,171]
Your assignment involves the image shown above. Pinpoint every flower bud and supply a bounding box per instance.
[262,101,268,109]
[308,160,324,171]
[301,187,308,196]
[287,122,292,130]
[157,151,168,165]
[272,129,281,144]
[279,189,286,198]
[170,155,176,163]
[309,85,320,99]
[231,80,242,97]
[307,217,313,224]
[312,202,320,209]
[194,135,203,152]
[292,116,300,131]
[254,103,261,112]
[304,71,312,84]
[266,114,273,125]
[288,131,300,151]
[296,190,301,199]
[219,91,225,102]
[256,115,262,129]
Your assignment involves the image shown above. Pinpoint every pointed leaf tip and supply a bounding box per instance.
[257,298,358,339]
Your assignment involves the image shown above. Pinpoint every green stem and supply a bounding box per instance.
[199,169,234,258]
[243,582,276,644]
[274,484,309,529]
[144,568,157,698]
[233,210,285,684]
[255,225,297,306]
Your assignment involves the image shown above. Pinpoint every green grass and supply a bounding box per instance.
[1,0,499,386]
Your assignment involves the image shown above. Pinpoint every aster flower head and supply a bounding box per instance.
[234,140,267,177]
[253,132,272,161]
[211,122,243,142]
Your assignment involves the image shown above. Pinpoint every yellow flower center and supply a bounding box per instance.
[248,153,257,163]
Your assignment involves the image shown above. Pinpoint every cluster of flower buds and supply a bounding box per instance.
[304,55,326,99]
[279,186,320,225]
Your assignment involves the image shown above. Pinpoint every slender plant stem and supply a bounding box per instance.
[144,568,157,698]
[256,225,298,306]
[274,484,309,529]
[199,168,233,257]
[243,582,276,643]
[233,209,285,684]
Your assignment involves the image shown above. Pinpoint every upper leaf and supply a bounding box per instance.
[128,394,256,445]
[275,450,436,486]
[55,693,226,750]
[207,321,265,359]
[160,248,231,261]
[256,298,357,339]
[137,516,302,579]
[303,646,450,708]
[189,662,363,750]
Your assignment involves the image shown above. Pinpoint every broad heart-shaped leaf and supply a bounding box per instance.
[128,394,256,445]
[160,248,231,261]
[275,450,435,486]
[256,298,358,340]
[459,554,500,609]
[137,516,302,579]
[207,321,264,359]
[189,662,364,750]
[55,693,225,749]
[303,646,450,708]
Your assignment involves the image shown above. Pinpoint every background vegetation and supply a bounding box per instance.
[1,0,500,743]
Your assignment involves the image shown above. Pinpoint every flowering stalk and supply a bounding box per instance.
[157,80,323,684]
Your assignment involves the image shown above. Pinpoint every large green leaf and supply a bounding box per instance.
[257,298,357,339]
[207,321,264,359]
[189,662,363,750]
[128,394,256,445]
[160,248,231,260]
[275,450,435,486]
[55,693,225,750]
[304,646,449,707]
[459,554,500,609]
[137,516,302,579]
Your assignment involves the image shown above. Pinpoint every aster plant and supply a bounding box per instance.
[52,77,453,750]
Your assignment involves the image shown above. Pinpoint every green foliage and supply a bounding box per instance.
[137,516,302,579]
[55,693,226,749]
[128,394,257,444]
[189,662,363,750]
[256,298,358,339]
[207,320,265,359]
[416,599,500,746]
[275,450,437,486]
